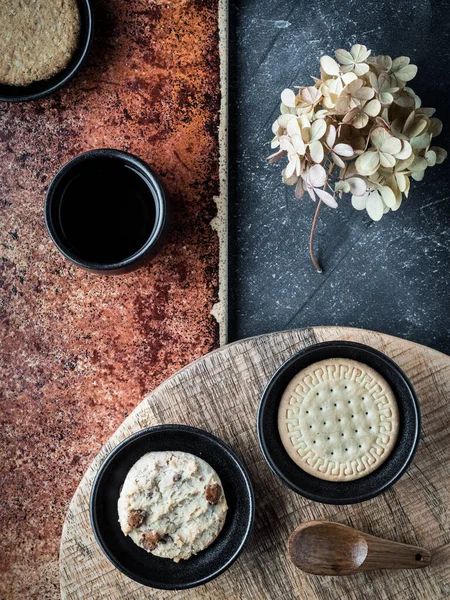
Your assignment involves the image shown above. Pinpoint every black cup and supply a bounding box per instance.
[44,149,169,274]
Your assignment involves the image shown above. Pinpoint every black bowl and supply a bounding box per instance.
[44,148,170,275]
[90,425,255,590]
[0,0,93,102]
[258,341,420,505]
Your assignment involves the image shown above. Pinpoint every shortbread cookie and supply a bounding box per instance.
[278,358,399,481]
[118,451,228,562]
[0,0,80,86]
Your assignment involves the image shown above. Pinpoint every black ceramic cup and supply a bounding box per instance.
[258,341,421,505]
[45,149,169,274]
[90,425,255,590]
[0,0,93,102]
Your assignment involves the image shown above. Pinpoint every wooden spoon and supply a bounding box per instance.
[288,521,431,575]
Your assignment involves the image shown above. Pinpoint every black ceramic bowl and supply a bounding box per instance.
[0,0,93,102]
[90,425,255,590]
[258,341,420,505]
[45,149,170,275]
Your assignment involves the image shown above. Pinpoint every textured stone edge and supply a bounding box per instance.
[210,0,228,346]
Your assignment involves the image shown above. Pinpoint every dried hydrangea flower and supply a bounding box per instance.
[267,44,447,271]
[336,44,371,76]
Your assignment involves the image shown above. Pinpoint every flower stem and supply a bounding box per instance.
[309,200,323,273]
[309,161,335,273]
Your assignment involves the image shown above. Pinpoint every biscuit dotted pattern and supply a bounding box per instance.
[278,359,399,481]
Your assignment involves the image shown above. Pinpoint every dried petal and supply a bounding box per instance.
[307,164,327,187]
[395,173,408,193]
[342,72,358,85]
[326,124,337,148]
[366,190,384,221]
[364,98,381,117]
[429,118,443,137]
[351,43,371,63]
[379,151,396,168]
[281,89,296,108]
[335,180,350,194]
[352,194,367,210]
[380,135,402,155]
[425,150,437,167]
[353,62,370,76]
[430,146,447,164]
[356,151,380,176]
[356,86,375,102]
[405,118,428,139]
[331,152,346,169]
[279,136,295,154]
[416,107,436,117]
[333,143,354,157]
[368,55,392,71]
[286,117,301,136]
[391,56,411,72]
[309,140,324,163]
[315,188,338,208]
[310,118,327,141]
[301,86,321,105]
[348,109,369,129]
[411,170,425,182]
[408,155,428,172]
[346,177,366,196]
[295,178,305,199]
[335,48,353,65]
[320,55,340,76]
[291,134,306,154]
[370,127,389,150]
[379,185,396,208]
[394,140,412,160]
[379,92,394,106]
[285,157,297,178]
[395,64,418,82]
[278,113,296,128]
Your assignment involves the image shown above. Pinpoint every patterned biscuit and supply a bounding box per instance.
[0,0,80,86]
[118,451,228,562]
[277,358,399,481]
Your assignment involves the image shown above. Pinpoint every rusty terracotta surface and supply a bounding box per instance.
[0,1,220,598]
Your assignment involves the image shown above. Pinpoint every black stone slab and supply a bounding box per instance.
[229,0,450,354]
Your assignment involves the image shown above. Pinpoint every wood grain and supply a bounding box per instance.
[60,327,450,599]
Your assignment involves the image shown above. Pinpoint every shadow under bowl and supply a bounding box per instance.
[90,425,255,590]
[257,341,420,505]
[0,0,93,102]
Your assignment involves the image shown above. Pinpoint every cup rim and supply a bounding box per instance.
[0,0,94,103]
[44,148,168,272]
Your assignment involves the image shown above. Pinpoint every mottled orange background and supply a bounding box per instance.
[0,1,220,597]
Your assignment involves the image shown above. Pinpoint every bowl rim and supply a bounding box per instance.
[257,340,421,504]
[44,148,168,272]
[0,0,93,102]
[89,424,255,590]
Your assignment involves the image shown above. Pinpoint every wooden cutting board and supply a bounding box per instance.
[60,327,450,599]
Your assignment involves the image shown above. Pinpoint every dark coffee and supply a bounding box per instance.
[58,158,156,263]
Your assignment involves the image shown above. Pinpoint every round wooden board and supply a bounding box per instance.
[60,327,450,599]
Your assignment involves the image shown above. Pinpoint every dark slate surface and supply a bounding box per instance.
[228,0,450,354]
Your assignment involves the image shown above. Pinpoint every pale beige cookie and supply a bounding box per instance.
[118,451,228,562]
[277,358,399,481]
[0,0,80,86]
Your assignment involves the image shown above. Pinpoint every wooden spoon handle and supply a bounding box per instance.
[361,533,431,571]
